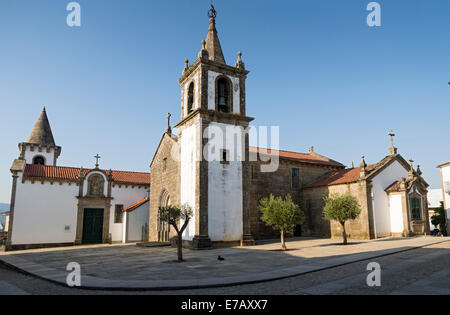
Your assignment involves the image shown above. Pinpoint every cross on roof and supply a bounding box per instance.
[94,154,101,168]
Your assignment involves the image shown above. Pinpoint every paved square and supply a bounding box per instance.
[0,236,447,289]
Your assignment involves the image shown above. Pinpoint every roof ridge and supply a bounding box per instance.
[26,164,150,174]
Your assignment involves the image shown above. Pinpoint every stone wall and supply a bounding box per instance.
[249,158,339,239]
[303,180,373,240]
[149,133,180,242]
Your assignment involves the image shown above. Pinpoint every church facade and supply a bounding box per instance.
[147,10,431,248]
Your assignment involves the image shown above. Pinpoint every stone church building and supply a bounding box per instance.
[6,8,430,251]
[148,10,430,248]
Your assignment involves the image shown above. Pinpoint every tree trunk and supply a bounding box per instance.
[281,229,287,251]
[341,222,347,245]
[177,234,183,261]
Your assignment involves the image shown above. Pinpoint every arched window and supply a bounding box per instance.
[87,174,105,197]
[33,156,45,165]
[217,77,230,113]
[410,196,422,220]
[187,82,194,114]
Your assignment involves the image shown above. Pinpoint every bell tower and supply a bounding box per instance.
[174,4,255,248]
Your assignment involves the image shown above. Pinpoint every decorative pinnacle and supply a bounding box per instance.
[166,112,172,134]
[183,58,189,72]
[202,39,206,50]
[235,51,245,69]
[417,165,422,176]
[360,155,367,178]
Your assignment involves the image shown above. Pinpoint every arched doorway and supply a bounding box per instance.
[158,189,171,242]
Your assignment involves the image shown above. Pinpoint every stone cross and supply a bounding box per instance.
[388,130,398,155]
[94,154,101,168]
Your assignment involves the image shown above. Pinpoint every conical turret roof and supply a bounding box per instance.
[26,107,56,146]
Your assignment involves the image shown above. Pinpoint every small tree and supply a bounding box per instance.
[158,204,193,261]
[259,194,305,251]
[323,193,361,245]
[431,201,447,236]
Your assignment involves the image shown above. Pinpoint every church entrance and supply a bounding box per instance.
[158,189,171,242]
[82,208,104,244]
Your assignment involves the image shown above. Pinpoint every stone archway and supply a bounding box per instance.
[158,189,171,242]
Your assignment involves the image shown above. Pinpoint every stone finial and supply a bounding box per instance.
[166,112,172,134]
[198,39,209,59]
[108,169,113,180]
[400,177,407,190]
[351,161,355,168]
[183,58,189,73]
[408,159,415,179]
[235,51,245,69]
[308,146,314,154]
[388,130,398,155]
[417,165,422,176]
[360,155,367,178]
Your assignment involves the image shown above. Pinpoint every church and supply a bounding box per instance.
[6,108,150,251]
[147,7,430,248]
[5,7,430,251]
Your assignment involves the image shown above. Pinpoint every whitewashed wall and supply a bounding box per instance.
[11,173,78,245]
[389,194,404,233]
[207,122,243,242]
[22,146,57,166]
[179,123,197,240]
[441,165,450,220]
[110,185,148,242]
[124,201,149,242]
[371,160,408,237]
[207,70,240,114]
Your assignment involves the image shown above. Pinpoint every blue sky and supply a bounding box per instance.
[0,0,449,203]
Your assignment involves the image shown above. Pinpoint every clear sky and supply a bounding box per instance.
[0,0,449,203]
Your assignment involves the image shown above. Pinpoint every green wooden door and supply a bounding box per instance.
[82,209,104,244]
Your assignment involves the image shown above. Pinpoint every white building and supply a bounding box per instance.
[438,162,450,234]
[427,188,444,230]
[6,108,150,251]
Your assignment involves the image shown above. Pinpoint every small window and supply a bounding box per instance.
[115,205,124,223]
[33,156,45,165]
[220,149,229,164]
[217,78,230,113]
[410,197,422,220]
[292,168,300,189]
[187,82,194,114]
[163,158,167,172]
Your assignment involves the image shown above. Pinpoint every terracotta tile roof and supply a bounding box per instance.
[305,164,377,188]
[438,162,450,168]
[23,164,150,185]
[123,198,149,212]
[385,180,403,193]
[249,147,344,168]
